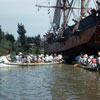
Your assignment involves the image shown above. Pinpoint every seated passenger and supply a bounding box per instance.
[22,56,27,63]
[27,53,33,63]
[79,54,84,64]
[44,54,49,62]
[15,53,20,63]
[88,56,92,65]
[6,51,12,62]
[53,53,58,62]
[18,52,23,62]
[90,56,97,68]
[37,55,43,63]
[97,52,100,67]
[75,55,81,64]
[48,54,53,62]
[32,56,38,63]
[82,54,88,65]
[57,54,63,62]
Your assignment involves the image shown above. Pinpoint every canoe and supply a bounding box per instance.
[0,62,61,68]
[0,56,63,68]
[0,63,19,68]
[79,65,100,72]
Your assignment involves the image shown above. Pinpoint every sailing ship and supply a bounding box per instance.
[36,0,100,63]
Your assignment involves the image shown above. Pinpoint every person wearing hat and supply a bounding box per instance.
[18,52,23,62]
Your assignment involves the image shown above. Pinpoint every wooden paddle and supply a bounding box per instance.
[74,64,80,67]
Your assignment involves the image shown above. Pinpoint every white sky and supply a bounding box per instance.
[0,0,53,39]
[0,0,97,39]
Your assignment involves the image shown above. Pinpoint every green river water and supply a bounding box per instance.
[0,64,100,100]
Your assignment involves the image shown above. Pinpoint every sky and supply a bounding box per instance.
[0,0,54,39]
[0,0,97,39]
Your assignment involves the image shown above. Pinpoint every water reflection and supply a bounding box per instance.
[0,64,100,100]
[49,65,100,100]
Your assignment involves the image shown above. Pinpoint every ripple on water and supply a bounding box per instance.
[0,64,100,100]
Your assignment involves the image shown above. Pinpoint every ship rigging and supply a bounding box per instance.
[36,0,97,29]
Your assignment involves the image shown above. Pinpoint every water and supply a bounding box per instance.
[0,64,100,100]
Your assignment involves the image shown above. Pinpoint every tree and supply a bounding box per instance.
[34,35,42,54]
[17,23,27,49]
[6,33,15,43]
[0,26,16,55]
[0,25,4,40]
[0,25,1,36]
[26,35,43,54]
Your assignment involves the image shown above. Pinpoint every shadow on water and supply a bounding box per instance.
[0,64,100,100]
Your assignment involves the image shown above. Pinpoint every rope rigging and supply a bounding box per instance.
[93,0,98,10]
[67,0,77,24]
[36,0,98,27]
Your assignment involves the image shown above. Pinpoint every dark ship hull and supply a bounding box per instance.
[44,10,100,63]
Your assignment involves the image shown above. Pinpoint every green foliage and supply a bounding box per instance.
[0,25,2,40]
[26,35,43,54]
[0,38,13,55]
[6,33,15,43]
[0,24,44,55]
[17,24,43,54]
[17,23,27,49]
[0,26,16,55]
[0,27,5,41]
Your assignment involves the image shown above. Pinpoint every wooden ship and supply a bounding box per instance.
[36,0,100,63]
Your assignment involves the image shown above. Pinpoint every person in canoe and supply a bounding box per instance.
[6,51,12,62]
[90,56,97,68]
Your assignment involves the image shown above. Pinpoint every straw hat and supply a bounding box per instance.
[19,52,23,55]
[46,54,49,57]
[98,52,100,55]
[84,54,88,58]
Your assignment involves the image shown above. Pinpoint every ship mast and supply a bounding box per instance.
[81,0,85,17]
[36,0,84,29]
[63,0,67,28]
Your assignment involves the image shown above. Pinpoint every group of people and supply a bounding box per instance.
[75,52,100,68]
[6,51,63,63]
[44,26,64,43]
